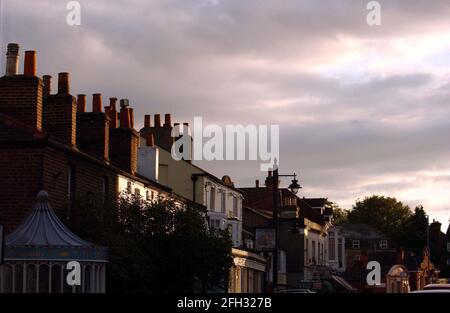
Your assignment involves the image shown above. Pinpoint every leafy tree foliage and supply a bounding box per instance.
[326,201,349,225]
[67,193,233,293]
[347,195,412,244]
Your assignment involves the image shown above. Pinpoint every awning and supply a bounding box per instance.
[332,275,356,292]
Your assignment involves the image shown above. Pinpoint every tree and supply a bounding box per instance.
[400,205,427,255]
[67,193,233,293]
[326,201,349,225]
[347,195,412,245]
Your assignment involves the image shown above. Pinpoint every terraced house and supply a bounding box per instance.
[139,116,267,292]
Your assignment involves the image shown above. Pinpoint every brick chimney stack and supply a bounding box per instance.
[0,44,43,130]
[24,51,37,76]
[42,72,77,146]
[164,113,172,128]
[144,114,151,128]
[119,101,130,128]
[76,93,110,161]
[110,99,139,174]
[57,72,70,94]
[5,43,19,76]
[154,114,161,127]
[264,170,279,188]
[43,75,51,97]
[139,112,175,153]
[105,97,118,129]
[77,94,86,113]
[129,108,134,129]
[92,93,102,112]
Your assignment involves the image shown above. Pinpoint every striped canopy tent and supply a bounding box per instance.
[0,191,108,293]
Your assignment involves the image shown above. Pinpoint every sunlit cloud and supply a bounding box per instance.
[1,0,449,230]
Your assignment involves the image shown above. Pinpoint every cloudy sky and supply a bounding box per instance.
[1,0,449,230]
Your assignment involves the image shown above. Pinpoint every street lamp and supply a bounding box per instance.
[272,166,302,292]
[288,173,301,195]
[425,214,430,250]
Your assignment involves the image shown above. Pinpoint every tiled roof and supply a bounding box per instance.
[302,198,327,208]
[239,187,326,225]
[6,191,94,247]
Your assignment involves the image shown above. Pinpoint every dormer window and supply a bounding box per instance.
[232,196,238,217]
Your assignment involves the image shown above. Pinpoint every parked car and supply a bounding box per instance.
[411,290,450,293]
[411,284,450,293]
[423,284,450,290]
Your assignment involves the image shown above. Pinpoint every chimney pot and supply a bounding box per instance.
[164,113,172,127]
[109,97,117,110]
[92,93,102,112]
[129,108,134,128]
[120,99,129,108]
[42,75,52,97]
[77,94,86,113]
[120,103,131,128]
[154,114,161,127]
[58,72,70,94]
[24,50,37,76]
[146,133,155,147]
[144,114,151,128]
[5,43,19,76]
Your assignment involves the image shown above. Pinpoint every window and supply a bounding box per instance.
[380,240,388,249]
[210,219,221,230]
[127,181,132,194]
[305,238,309,261]
[233,196,238,217]
[221,191,226,213]
[317,242,322,261]
[227,224,233,236]
[311,241,316,263]
[353,254,361,263]
[278,250,286,272]
[146,191,150,201]
[134,188,141,197]
[352,240,360,249]
[210,187,216,211]
[329,232,336,260]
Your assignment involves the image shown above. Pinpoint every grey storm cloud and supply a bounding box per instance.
[1,0,449,228]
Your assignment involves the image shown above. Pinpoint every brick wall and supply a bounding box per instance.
[0,145,44,233]
[42,145,117,221]
[0,75,43,131]
[43,94,77,147]
[77,112,110,161]
[110,128,139,174]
